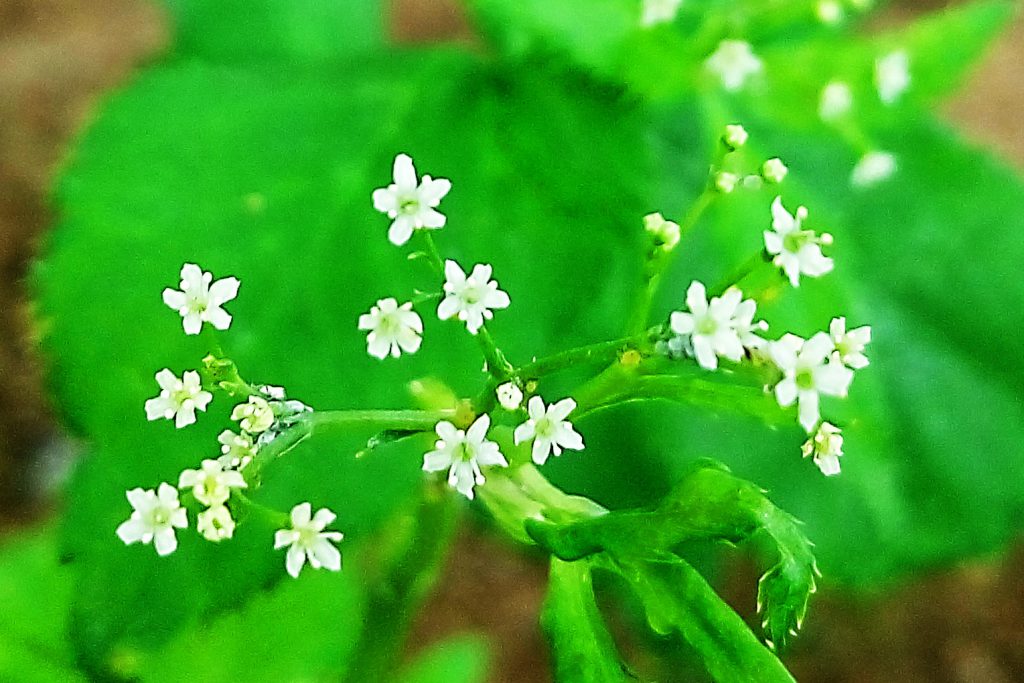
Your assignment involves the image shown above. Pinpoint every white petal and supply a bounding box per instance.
[208,277,240,305]
[182,312,203,335]
[291,502,312,527]
[513,422,535,445]
[420,177,451,205]
[436,295,461,321]
[116,518,148,545]
[372,187,398,215]
[388,215,415,246]
[145,396,173,421]
[798,391,821,432]
[162,288,186,310]
[802,332,835,365]
[692,337,718,370]
[418,207,446,229]
[670,311,694,335]
[685,281,708,315]
[423,449,453,472]
[286,545,306,578]
[153,528,178,556]
[466,414,491,443]
[393,154,417,190]
[311,538,342,571]
[549,398,576,421]
[775,378,798,407]
[312,508,336,530]
[816,362,854,397]
[532,438,552,465]
[274,529,299,549]
[206,306,232,331]
[443,260,466,285]
[770,197,794,232]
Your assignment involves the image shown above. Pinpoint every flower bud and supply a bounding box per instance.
[643,212,681,250]
[714,171,739,194]
[761,158,789,184]
[496,382,524,411]
[721,124,749,151]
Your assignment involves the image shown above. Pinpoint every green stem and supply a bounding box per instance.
[419,230,446,277]
[516,332,652,381]
[308,408,455,433]
[476,324,514,379]
[713,250,768,295]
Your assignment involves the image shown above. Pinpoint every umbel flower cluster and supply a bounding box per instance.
[118,135,869,578]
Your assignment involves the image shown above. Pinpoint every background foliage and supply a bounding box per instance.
[1,0,1021,680]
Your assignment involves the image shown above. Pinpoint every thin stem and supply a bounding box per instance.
[713,250,768,295]
[419,230,446,277]
[516,333,652,381]
[476,325,514,379]
[308,408,456,433]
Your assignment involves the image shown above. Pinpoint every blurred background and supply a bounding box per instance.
[1,0,1022,681]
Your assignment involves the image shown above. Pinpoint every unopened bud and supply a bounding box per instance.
[721,124,749,151]
[761,158,789,184]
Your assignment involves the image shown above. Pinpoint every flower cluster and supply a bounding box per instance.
[120,265,342,578]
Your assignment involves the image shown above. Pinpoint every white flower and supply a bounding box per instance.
[273,502,344,579]
[144,369,213,428]
[115,483,188,556]
[178,459,247,506]
[162,263,240,335]
[819,80,853,121]
[816,0,844,24]
[197,505,236,542]
[217,429,256,469]
[437,260,510,335]
[643,212,680,250]
[640,0,683,27]
[721,124,748,151]
[764,196,834,287]
[875,50,910,105]
[669,281,744,370]
[829,317,871,369]
[357,298,423,359]
[722,287,769,350]
[761,158,788,184]
[801,421,844,476]
[514,396,585,466]
[705,40,763,92]
[423,414,508,500]
[371,153,452,246]
[851,151,897,188]
[231,396,275,433]
[714,171,739,194]
[496,382,524,411]
[770,333,854,432]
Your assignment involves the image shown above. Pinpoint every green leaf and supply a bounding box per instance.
[400,635,491,683]
[603,554,795,682]
[160,0,384,65]
[0,529,85,683]
[542,558,636,682]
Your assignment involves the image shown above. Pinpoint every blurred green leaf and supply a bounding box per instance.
[160,0,384,65]
[603,554,794,682]
[0,529,84,683]
[400,635,491,683]
[542,557,636,682]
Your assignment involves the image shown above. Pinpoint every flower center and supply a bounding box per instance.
[535,417,555,439]
[782,229,814,253]
[378,313,400,335]
[399,197,420,215]
[696,316,717,336]
[795,367,815,390]
[461,286,483,306]
[456,440,476,462]
[151,508,169,526]
[298,527,318,548]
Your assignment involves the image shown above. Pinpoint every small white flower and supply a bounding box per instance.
[178,459,247,506]
[643,212,681,251]
[875,50,910,105]
[721,124,749,151]
[514,396,585,466]
[714,171,739,194]
[357,298,423,359]
[761,158,788,184]
[217,429,255,470]
[722,287,769,350]
[764,196,834,287]
[816,0,844,24]
[669,281,744,370]
[144,369,213,429]
[372,153,452,246]
[197,505,236,542]
[231,396,275,434]
[640,0,683,27]
[829,317,871,369]
[770,333,854,432]
[273,502,344,579]
[802,421,844,476]
[162,263,240,335]
[437,260,510,335]
[423,414,508,500]
[705,40,763,92]
[851,151,897,188]
[115,483,188,556]
[496,382,524,411]
[819,80,853,121]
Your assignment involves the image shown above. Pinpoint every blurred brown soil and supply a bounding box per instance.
[0,0,1022,681]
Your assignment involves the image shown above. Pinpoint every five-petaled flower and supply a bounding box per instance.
[802,421,844,476]
[178,459,247,506]
[372,153,452,246]
[705,40,763,92]
[764,196,834,287]
[670,281,745,370]
[162,263,240,335]
[217,429,256,470]
[770,333,854,432]
[423,414,508,499]
[197,505,236,542]
[514,396,585,466]
[437,260,510,335]
[274,502,344,579]
[358,297,423,359]
[145,369,213,428]
[116,483,188,556]
[829,317,871,369]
